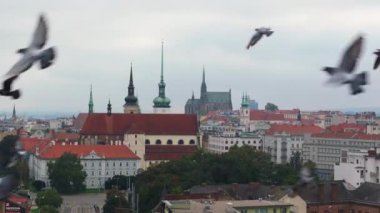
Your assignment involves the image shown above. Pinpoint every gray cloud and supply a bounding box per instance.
[0,0,380,114]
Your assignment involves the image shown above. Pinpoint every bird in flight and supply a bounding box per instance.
[322,35,367,95]
[246,27,274,50]
[0,14,56,99]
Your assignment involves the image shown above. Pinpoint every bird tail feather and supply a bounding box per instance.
[349,72,367,95]
[39,47,56,69]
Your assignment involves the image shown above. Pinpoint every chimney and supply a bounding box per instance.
[318,183,324,201]
[330,182,338,201]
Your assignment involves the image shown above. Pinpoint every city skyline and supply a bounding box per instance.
[1,1,380,114]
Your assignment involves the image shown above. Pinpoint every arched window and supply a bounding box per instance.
[156,139,162,145]
[167,140,173,145]
[178,139,184,145]
[145,139,150,145]
[189,140,195,145]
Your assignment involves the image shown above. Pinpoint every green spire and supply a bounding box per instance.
[153,41,171,108]
[89,84,94,113]
[160,41,164,83]
[241,92,249,108]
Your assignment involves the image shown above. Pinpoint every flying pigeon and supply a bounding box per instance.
[373,49,380,70]
[322,35,367,95]
[0,14,56,99]
[0,136,25,199]
[246,27,274,49]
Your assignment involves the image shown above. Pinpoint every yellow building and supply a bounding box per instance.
[80,113,199,170]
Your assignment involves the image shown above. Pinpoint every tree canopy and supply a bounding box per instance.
[35,189,62,209]
[105,175,132,190]
[265,102,279,111]
[47,152,86,194]
[103,188,131,213]
[135,146,298,212]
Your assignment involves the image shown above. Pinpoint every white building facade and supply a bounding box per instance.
[207,133,263,154]
[334,149,380,187]
[27,143,140,189]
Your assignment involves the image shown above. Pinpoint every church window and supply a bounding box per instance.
[178,140,184,145]
[156,139,162,145]
[167,140,173,145]
[189,140,195,145]
[145,139,150,145]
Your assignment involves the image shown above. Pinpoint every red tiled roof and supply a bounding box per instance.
[80,113,198,136]
[145,145,197,160]
[250,110,285,121]
[328,123,366,133]
[312,132,380,140]
[73,113,88,130]
[266,124,324,135]
[19,137,50,153]
[38,144,140,160]
[277,109,300,114]
[53,132,80,142]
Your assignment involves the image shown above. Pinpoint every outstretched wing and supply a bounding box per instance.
[5,55,34,77]
[29,14,48,49]
[2,75,18,92]
[339,36,363,73]
[374,56,380,70]
[246,33,262,49]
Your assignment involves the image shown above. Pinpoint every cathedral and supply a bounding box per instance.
[185,68,233,117]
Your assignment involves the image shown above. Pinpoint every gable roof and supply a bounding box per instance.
[206,92,230,103]
[80,113,198,136]
[250,110,285,121]
[145,145,198,160]
[266,124,324,135]
[38,144,139,160]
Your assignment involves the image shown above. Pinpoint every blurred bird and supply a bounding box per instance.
[246,27,274,49]
[322,35,367,95]
[373,49,380,70]
[0,136,26,199]
[0,14,56,99]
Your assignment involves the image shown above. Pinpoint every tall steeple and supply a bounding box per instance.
[107,98,112,116]
[200,66,207,102]
[88,85,94,113]
[12,104,16,121]
[153,41,171,113]
[124,64,140,114]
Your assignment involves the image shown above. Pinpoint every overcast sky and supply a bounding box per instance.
[1,0,380,115]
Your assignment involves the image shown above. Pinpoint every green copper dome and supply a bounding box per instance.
[153,96,171,107]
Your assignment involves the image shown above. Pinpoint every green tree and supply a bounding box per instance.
[135,146,297,212]
[39,205,59,213]
[47,152,87,194]
[105,175,129,190]
[265,102,279,111]
[15,158,29,188]
[35,189,62,209]
[103,188,131,213]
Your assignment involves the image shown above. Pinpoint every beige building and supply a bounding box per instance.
[80,113,199,170]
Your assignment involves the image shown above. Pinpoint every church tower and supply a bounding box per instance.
[12,104,16,122]
[107,99,112,116]
[240,93,250,129]
[88,85,94,113]
[200,66,207,103]
[124,64,141,114]
[153,41,171,113]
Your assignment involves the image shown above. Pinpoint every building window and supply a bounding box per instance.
[135,134,137,138]
[106,171,108,175]
[155,139,162,145]
[106,162,109,166]
[113,162,115,167]
[92,162,94,167]
[92,171,94,176]
[145,139,150,145]
[178,140,184,145]
[167,140,173,145]
[99,162,101,166]
[113,171,115,175]
[225,146,228,150]
[189,140,195,145]
[120,162,122,166]
[225,141,228,144]
[99,171,101,175]
[84,163,87,167]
